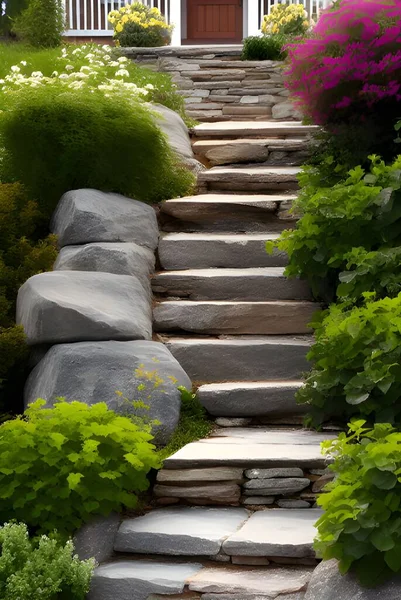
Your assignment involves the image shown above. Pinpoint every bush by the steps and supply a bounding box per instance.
[12,0,64,47]
[316,420,401,586]
[242,34,289,61]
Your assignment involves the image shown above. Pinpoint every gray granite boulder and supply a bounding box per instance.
[24,340,192,445]
[54,242,155,290]
[73,513,120,563]
[17,271,152,345]
[305,559,401,599]
[51,189,159,249]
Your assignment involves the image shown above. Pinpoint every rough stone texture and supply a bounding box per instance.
[157,468,244,484]
[158,233,287,270]
[51,188,159,249]
[154,300,316,335]
[17,271,152,345]
[231,556,270,566]
[198,166,301,193]
[242,497,275,506]
[54,242,155,289]
[245,468,304,479]
[153,484,241,503]
[192,121,317,138]
[152,268,312,301]
[202,595,305,600]
[272,102,302,120]
[115,507,249,556]
[198,382,306,418]
[88,560,202,600]
[165,336,312,383]
[24,340,190,445]
[216,417,252,427]
[243,478,310,495]
[277,500,311,509]
[304,559,401,600]
[73,513,120,563]
[312,473,335,492]
[222,509,322,558]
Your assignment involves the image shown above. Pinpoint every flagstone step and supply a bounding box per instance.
[198,166,301,193]
[193,138,310,166]
[164,336,312,383]
[164,428,332,470]
[192,121,318,140]
[154,300,317,335]
[89,558,313,600]
[152,268,311,301]
[197,381,306,418]
[158,233,287,270]
[114,506,322,559]
[160,193,297,233]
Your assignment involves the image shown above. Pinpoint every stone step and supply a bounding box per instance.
[160,193,297,233]
[192,121,318,140]
[158,232,288,270]
[197,381,306,418]
[154,300,317,335]
[89,558,313,600]
[164,428,333,470]
[152,268,311,301]
[193,138,309,166]
[197,166,300,193]
[114,506,322,559]
[164,336,312,383]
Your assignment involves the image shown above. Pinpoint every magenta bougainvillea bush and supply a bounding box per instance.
[285,0,401,127]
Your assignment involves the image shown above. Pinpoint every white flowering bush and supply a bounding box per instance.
[0,522,95,600]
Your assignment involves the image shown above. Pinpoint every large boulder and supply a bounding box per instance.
[17,271,152,345]
[73,513,120,564]
[305,559,401,600]
[24,340,192,445]
[53,242,155,290]
[51,189,159,249]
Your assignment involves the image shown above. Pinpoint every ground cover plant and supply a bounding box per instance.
[316,421,401,586]
[0,522,95,599]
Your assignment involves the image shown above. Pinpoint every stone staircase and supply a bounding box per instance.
[88,117,332,599]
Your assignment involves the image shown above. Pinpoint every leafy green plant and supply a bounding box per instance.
[0,399,160,536]
[267,156,401,301]
[108,2,172,47]
[12,0,64,47]
[0,85,194,217]
[0,522,94,599]
[158,387,213,460]
[262,4,309,36]
[298,294,401,427]
[242,35,289,61]
[316,420,401,586]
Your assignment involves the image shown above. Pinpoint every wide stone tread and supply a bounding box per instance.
[164,336,312,383]
[164,428,333,470]
[192,121,318,139]
[158,233,288,270]
[154,300,317,335]
[222,509,322,558]
[193,138,309,166]
[197,381,306,418]
[198,166,301,188]
[152,268,311,301]
[114,507,249,556]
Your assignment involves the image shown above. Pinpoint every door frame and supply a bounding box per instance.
[185,0,244,45]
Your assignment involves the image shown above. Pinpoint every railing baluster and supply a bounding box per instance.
[75,0,80,29]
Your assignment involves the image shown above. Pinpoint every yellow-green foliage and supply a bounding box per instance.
[0,399,160,537]
[262,4,309,36]
[12,0,65,47]
[109,2,172,47]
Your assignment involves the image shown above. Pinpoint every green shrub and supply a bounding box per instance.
[298,295,401,427]
[0,522,94,599]
[0,86,194,217]
[267,156,401,301]
[242,35,289,61]
[0,0,28,35]
[316,420,401,586]
[0,399,160,536]
[12,0,64,47]
[108,3,172,47]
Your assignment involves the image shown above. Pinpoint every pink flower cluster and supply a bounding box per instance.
[285,0,401,126]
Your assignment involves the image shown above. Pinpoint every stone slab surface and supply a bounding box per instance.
[157,468,244,484]
[222,509,322,558]
[197,382,306,417]
[192,121,318,138]
[17,271,152,345]
[208,428,335,445]
[154,300,316,335]
[198,167,301,187]
[153,483,241,502]
[243,478,310,495]
[114,507,249,556]
[165,337,312,383]
[158,233,287,270]
[88,560,202,600]
[245,468,304,479]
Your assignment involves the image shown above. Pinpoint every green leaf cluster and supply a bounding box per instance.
[267,156,401,301]
[12,0,65,48]
[0,522,94,600]
[298,295,401,427]
[242,35,289,61]
[0,399,160,536]
[316,421,401,586]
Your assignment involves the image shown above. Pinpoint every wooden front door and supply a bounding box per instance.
[187,0,243,44]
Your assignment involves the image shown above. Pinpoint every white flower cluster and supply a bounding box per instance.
[0,44,154,101]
